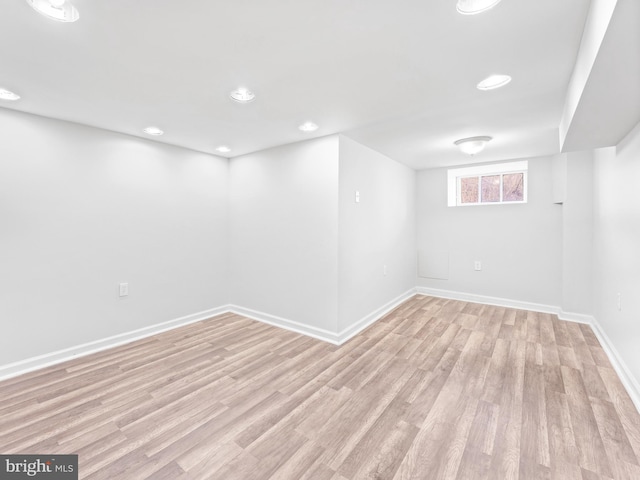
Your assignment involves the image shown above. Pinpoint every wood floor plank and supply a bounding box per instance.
[551,462,583,480]
[268,439,326,480]
[403,347,461,427]
[591,397,639,479]
[546,389,580,468]
[521,345,551,468]
[350,419,418,480]
[297,461,336,480]
[481,337,510,404]
[487,339,526,480]
[1,297,639,480]
[176,439,243,478]
[466,400,500,456]
[562,365,613,477]
[599,368,640,457]
[336,397,411,478]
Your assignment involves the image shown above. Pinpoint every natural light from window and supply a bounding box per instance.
[447,161,528,207]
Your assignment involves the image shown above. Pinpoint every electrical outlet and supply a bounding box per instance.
[474,261,482,271]
[355,190,360,203]
[119,282,129,297]
[617,293,621,311]
[383,265,388,276]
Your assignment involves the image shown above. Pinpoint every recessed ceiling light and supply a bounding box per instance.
[454,136,492,155]
[298,121,319,132]
[229,87,255,104]
[216,146,231,153]
[477,74,512,91]
[143,126,164,136]
[0,88,21,101]
[26,0,79,22]
[456,0,502,15]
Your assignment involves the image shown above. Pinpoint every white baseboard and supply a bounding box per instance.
[229,288,418,346]
[557,310,594,325]
[228,305,342,345]
[0,305,231,382]
[415,287,560,315]
[589,317,640,414]
[335,288,418,344]
[416,287,598,327]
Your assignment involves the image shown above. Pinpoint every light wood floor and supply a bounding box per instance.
[2,296,640,479]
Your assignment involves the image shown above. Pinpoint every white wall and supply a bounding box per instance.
[228,136,340,333]
[0,109,229,366]
[337,136,416,332]
[1,106,638,404]
[416,156,562,306]
[593,122,640,388]
[561,151,594,315]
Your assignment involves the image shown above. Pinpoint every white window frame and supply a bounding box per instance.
[447,161,528,207]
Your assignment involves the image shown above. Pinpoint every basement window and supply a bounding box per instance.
[447,161,528,207]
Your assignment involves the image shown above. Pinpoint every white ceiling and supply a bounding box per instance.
[0,0,595,169]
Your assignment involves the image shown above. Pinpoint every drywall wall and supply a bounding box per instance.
[551,153,568,204]
[0,109,229,366]
[561,151,594,315]
[416,156,562,306]
[337,135,416,333]
[593,122,640,389]
[228,136,340,333]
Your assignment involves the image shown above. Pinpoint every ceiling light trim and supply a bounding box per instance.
[0,88,21,101]
[454,136,492,155]
[26,0,79,22]
[229,87,255,104]
[477,74,512,91]
[298,121,319,132]
[456,0,502,15]
[143,126,164,136]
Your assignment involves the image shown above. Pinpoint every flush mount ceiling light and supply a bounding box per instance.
[229,87,255,104]
[143,126,164,136]
[454,136,492,155]
[477,74,512,91]
[0,88,21,101]
[298,121,319,132]
[26,0,79,22]
[456,0,502,15]
[216,145,231,153]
